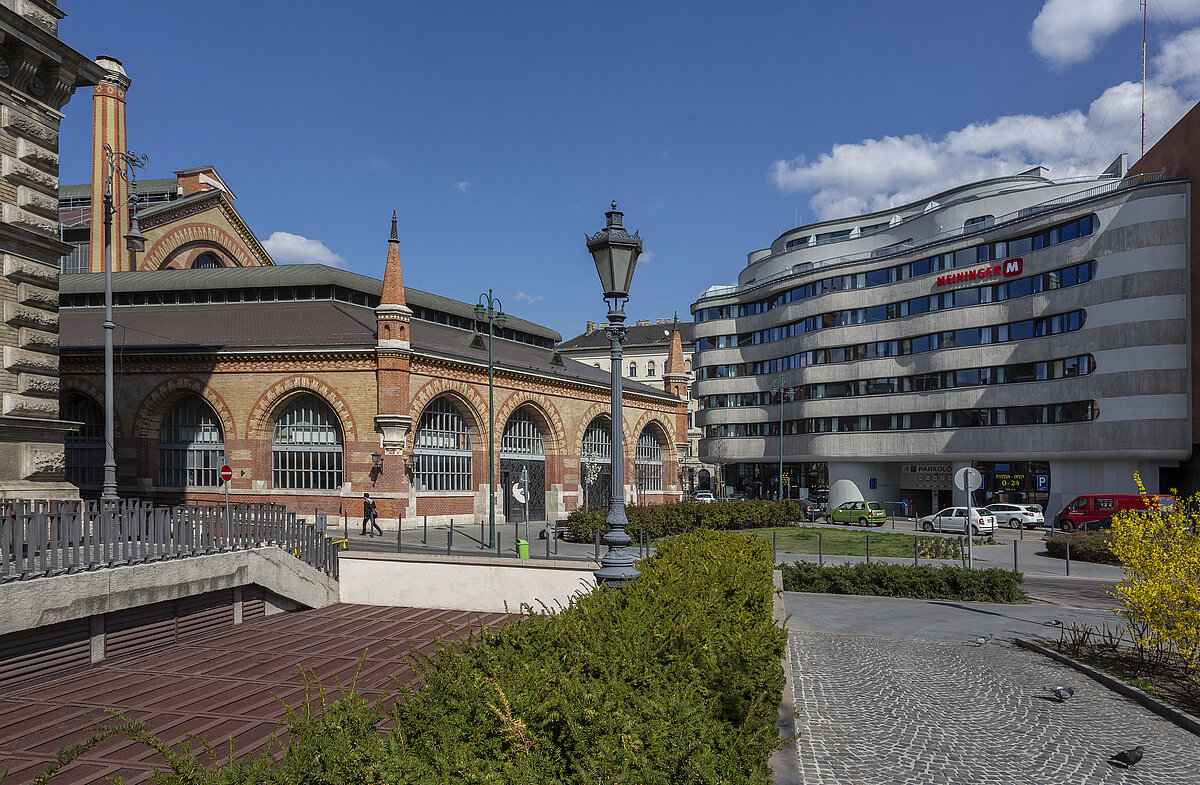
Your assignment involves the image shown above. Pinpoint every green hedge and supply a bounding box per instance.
[46,530,786,784]
[780,561,1027,603]
[565,499,803,540]
[1044,530,1119,565]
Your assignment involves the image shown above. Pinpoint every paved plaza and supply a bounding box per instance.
[785,593,1200,784]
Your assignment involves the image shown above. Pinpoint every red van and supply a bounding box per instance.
[1053,494,1175,532]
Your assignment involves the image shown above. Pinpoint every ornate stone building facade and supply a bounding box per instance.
[0,3,105,498]
[58,221,687,526]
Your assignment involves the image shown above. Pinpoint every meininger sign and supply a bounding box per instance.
[936,257,1022,287]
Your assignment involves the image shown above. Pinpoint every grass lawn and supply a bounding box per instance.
[749,526,997,557]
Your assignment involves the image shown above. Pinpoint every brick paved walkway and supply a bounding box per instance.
[790,631,1200,784]
[0,604,505,784]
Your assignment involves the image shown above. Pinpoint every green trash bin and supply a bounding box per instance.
[516,539,529,560]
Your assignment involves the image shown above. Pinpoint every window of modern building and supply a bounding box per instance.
[628,362,637,378]
[63,395,103,485]
[413,397,473,491]
[635,428,663,492]
[647,360,656,377]
[159,396,224,487]
[272,394,344,490]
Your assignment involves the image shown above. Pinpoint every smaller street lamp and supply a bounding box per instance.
[475,290,506,548]
[586,201,643,587]
[770,375,793,501]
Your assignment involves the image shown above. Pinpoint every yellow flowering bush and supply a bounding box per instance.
[1109,473,1200,669]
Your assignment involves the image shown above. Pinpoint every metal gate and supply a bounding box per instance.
[501,459,545,522]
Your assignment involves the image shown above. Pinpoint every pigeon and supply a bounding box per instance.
[1109,745,1144,768]
[1043,619,1065,628]
[1045,685,1075,702]
[967,634,992,647]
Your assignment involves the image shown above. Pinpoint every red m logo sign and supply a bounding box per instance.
[1003,258,1023,276]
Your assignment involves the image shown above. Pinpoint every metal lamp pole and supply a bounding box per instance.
[770,375,792,501]
[586,202,643,587]
[475,291,506,548]
[101,145,148,501]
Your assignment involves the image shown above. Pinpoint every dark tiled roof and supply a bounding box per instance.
[59,300,675,400]
[60,266,561,343]
[558,320,695,351]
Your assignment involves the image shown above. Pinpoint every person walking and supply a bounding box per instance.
[362,492,382,537]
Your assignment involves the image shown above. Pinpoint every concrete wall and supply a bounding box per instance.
[0,546,339,637]
[339,552,597,614]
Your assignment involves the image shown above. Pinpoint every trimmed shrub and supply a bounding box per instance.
[565,499,803,541]
[44,529,787,784]
[780,561,1027,603]
[1045,531,1119,565]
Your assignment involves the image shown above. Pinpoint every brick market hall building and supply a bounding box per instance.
[55,58,688,527]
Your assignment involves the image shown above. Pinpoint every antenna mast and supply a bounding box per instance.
[1141,0,1147,157]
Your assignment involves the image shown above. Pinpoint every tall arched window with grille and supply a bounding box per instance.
[63,395,104,485]
[501,407,547,520]
[628,361,637,377]
[160,396,225,487]
[580,417,612,508]
[272,394,343,489]
[413,397,473,491]
[646,360,656,377]
[635,428,664,493]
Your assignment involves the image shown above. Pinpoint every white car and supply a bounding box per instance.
[691,491,715,503]
[985,503,1045,529]
[917,507,996,535]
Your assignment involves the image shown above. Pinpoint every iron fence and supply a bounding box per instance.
[1,499,338,583]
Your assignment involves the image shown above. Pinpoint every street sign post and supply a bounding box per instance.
[220,464,232,537]
[954,467,983,569]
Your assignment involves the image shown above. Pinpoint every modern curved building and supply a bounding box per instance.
[692,118,1199,517]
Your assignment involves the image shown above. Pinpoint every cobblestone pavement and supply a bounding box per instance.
[790,631,1200,784]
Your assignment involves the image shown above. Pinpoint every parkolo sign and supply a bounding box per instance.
[936,257,1022,287]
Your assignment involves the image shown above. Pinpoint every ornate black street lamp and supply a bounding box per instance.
[475,290,506,548]
[101,145,148,501]
[586,201,643,587]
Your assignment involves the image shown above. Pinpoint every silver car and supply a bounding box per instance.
[984,503,1045,529]
[917,507,997,535]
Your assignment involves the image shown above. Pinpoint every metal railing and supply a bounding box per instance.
[1,499,338,583]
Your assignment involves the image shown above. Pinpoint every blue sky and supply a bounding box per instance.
[56,1,1200,338]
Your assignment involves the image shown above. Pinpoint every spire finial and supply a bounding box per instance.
[390,210,398,242]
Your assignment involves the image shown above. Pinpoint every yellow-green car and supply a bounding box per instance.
[825,500,887,526]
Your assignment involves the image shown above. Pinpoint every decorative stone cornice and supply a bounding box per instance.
[0,12,106,111]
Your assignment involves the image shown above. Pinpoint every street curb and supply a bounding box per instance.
[769,570,801,785]
[1015,638,1200,738]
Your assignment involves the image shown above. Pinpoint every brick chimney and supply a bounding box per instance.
[89,56,130,272]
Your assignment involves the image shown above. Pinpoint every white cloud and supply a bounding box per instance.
[769,27,1200,221]
[639,250,655,263]
[262,231,346,268]
[514,290,543,304]
[455,180,471,193]
[1030,0,1200,66]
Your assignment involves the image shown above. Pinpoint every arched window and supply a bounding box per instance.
[63,395,103,485]
[272,394,343,489]
[159,396,224,487]
[501,407,546,520]
[635,428,663,492]
[628,362,638,378]
[413,397,472,491]
[192,252,221,269]
[580,418,612,508]
[647,360,656,377]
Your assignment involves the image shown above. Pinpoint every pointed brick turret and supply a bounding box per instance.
[663,315,688,399]
[380,210,409,312]
[375,212,414,494]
